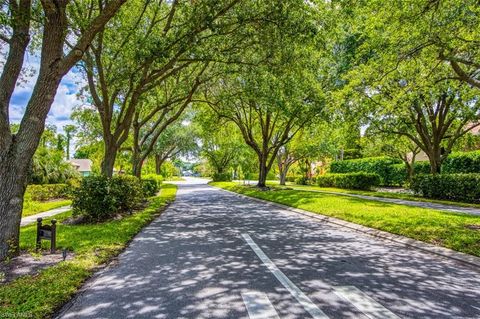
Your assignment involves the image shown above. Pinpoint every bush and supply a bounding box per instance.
[317,173,380,190]
[410,173,480,203]
[330,156,401,186]
[141,178,160,197]
[443,151,480,173]
[212,172,232,182]
[143,174,163,185]
[414,161,431,175]
[286,175,301,183]
[72,175,143,221]
[25,184,69,201]
[295,176,309,185]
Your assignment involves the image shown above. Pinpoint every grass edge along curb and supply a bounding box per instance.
[210,183,480,269]
[0,184,177,319]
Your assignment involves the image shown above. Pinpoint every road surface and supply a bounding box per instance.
[58,178,480,319]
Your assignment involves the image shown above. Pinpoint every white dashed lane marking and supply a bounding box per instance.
[333,286,400,319]
[242,233,330,319]
[242,291,280,319]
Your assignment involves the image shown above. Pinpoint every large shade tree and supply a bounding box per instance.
[0,0,126,260]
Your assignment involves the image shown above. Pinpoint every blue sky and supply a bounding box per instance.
[9,53,86,134]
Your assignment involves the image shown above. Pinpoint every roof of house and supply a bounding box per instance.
[68,159,93,172]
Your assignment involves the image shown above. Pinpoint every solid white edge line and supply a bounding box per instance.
[242,233,330,319]
[242,291,280,319]
[333,286,400,319]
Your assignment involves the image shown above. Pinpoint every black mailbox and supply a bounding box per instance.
[36,218,57,253]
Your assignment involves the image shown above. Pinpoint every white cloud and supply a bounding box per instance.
[8,52,87,134]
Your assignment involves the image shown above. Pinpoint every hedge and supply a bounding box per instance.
[443,151,480,174]
[72,175,144,221]
[25,184,69,201]
[212,172,232,182]
[330,157,401,186]
[317,173,380,190]
[141,178,160,197]
[411,173,480,203]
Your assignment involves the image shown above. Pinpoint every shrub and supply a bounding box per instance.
[25,184,69,201]
[411,173,480,203]
[414,161,431,175]
[286,175,301,183]
[443,151,480,173]
[141,178,160,197]
[72,175,143,221]
[212,172,232,182]
[295,176,309,185]
[143,174,163,185]
[330,157,401,186]
[317,173,380,190]
[110,175,144,213]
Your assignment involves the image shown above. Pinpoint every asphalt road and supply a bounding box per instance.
[58,178,480,319]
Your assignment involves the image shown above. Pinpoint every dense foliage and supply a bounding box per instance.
[212,172,232,182]
[25,184,69,202]
[141,178,160,198]
[317,173,380,190]
[411,174,480,203]
[72,175,144,221]
[443,151,480,174]
[330,157,401,186]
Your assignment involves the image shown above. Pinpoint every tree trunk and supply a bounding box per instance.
[0,160,28,259]
[155,155,165,175]
[279,170,287,186]
[132,154,143,178]
[427,150,442,175]
[101,142,118,177]
[257,155,268,188]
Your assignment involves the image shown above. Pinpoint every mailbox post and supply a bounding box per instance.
[36,218,57,253]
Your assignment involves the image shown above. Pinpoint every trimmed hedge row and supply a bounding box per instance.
[443,151,480,174]
[212,172,232,182]
[330,157,402,186]
[141,178,160,197]
[72,175,145,221]
[317,173,380,190]
[26,184,69,201]
[411,173,480,203]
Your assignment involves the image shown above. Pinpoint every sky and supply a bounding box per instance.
[8,53,86,134]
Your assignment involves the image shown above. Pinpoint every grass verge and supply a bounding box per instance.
[164,176,186,181]
[211,182,480,257]
[264,181,480,209]
[0,184,177,319]
[22,199,72,218]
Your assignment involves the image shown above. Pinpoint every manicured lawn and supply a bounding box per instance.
[164,176,186,181]
[0,184,177,319]
[22,199,72,218]
[211,182,480,257]
[264,181,480,209]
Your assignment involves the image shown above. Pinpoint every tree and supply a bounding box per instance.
[80,0,264,177]
[0,0,126,259]
[131,63,208,177]
[63,125,77,160]
[200,123,244,177]
[336,1,480,174]
[152,122,199,175]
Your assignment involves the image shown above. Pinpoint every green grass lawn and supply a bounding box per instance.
[211,182,480,257]
[22,199,72,218]
[164,176,186,181]
[262,181,480,209]
[0,184,177,319]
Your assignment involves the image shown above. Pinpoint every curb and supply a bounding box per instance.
[213,186,480,269]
